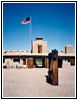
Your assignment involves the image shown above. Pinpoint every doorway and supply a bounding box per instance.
[34,58,45,68]
[38,45,42,53]
[23,59,26,65]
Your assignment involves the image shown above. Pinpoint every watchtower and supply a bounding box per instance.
[32,37,47,53]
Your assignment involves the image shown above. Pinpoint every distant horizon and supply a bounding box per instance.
[3,2,75,51]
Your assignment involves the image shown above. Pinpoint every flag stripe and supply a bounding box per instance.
[21,17,30,24]
[21,21,30,24]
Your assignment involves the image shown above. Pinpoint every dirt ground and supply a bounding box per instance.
[3,66,75,98]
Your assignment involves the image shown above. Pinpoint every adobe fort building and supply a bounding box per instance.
[32,37,47,53]
[3,37,75,68]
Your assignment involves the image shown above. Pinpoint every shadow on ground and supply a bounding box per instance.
[45,75,52,85]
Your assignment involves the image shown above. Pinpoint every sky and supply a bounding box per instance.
[3,3,75,51]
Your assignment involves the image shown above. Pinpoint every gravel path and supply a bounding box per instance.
[3,66,75,97]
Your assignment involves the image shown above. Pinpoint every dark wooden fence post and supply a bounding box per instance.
[48,49,58,85]
[52,49,58,85]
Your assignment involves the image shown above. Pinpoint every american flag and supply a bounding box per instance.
[21,16,30,24]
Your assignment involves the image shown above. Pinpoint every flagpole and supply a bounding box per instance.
[30,16,32,53]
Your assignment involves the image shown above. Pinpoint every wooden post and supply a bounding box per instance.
[52,49,58,85]
[52,61,58,85]
[45,58,49,68]
[71,58,75,66]
[27,58,34,68]
[48,49,58,85]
